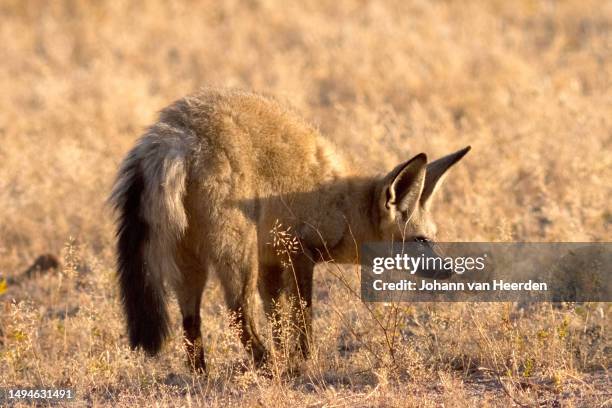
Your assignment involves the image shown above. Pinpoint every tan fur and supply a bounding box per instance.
[111,87,470,370]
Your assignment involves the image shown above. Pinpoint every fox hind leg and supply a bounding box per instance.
[175,250,208,373]
[216,246,268,367]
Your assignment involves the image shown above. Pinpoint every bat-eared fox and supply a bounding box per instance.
[110,88,470,372]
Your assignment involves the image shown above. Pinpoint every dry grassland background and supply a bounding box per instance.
[0,0,610,406]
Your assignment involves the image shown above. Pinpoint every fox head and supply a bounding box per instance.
[374,146,471,245]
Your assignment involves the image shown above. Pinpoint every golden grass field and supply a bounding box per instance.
[0,0,610,406]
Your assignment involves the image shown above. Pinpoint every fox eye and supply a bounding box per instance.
[414,236,432,243]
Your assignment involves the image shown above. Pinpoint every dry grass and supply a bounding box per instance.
[0,0,610,406]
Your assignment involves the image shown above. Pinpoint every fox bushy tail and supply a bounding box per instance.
[110,130,190,355]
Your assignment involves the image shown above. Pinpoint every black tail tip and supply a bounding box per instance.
[129,333,164,356]
[126,306,170,356]
[123,288,170,356]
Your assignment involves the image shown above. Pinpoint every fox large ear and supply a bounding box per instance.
[381,153,427,221]
[420,146,471,208]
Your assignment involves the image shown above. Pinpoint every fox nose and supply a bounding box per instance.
[413,240,455,280]
[430,268,454,280]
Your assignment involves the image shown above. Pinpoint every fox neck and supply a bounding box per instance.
[326,177,380,264]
